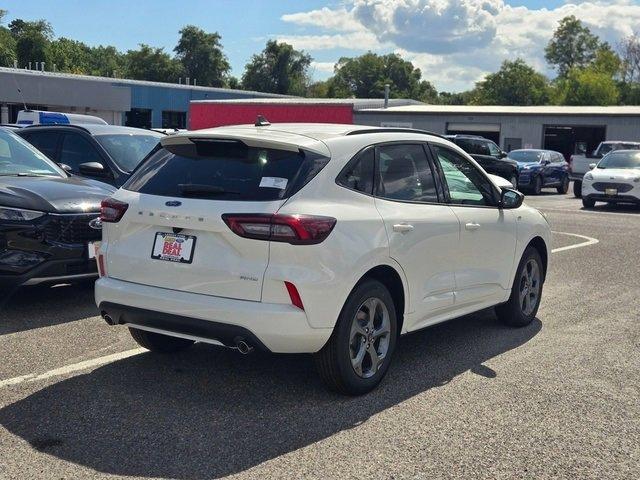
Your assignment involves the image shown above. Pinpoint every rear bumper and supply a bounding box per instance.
[95,277,333,353]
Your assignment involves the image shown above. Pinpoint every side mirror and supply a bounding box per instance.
[499,151,507,158]
[57,162,72,172]
[78,162,106,175]
[500,188,524,209]
[589,163,597,170]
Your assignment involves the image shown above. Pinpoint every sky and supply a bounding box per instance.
[3,0,640,92]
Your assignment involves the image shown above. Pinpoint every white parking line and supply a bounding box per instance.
[541,207,640,218]
[551,231,599,253]
[0,229,600,390]
[0,348,145,388]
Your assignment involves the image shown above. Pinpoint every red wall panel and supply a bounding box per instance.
[189,103,354,130]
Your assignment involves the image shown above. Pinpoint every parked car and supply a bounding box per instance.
[17,124,163,187]
[95,123,551,395]
[581,150,640,208]
[507,149,570,194]
[444,135,519,187]
[0,128,115,290]
[569,141,640,198]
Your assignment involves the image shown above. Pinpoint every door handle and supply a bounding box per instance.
[465,222,481,231]
[393,223,414,233]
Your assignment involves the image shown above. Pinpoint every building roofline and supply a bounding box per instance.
[0,67,287,97]
[357,104,640,116]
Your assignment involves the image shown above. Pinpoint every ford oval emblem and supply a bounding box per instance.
[165,201,182,207]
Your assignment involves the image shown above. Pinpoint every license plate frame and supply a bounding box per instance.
[151,232,196,264]
[605,188,618,196]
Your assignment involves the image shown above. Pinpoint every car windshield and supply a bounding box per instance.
[96,133,163,172]
[597,151,640,169]
[0,129,64,177]
[508,150,544,163]
[599,143,640,155]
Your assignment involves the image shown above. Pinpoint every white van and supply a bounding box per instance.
[16,110,108,126]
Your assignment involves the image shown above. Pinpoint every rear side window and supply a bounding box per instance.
[125,140,329,201]
[337,147,374,194]
[376,144,438,203]
[21,132,60,160]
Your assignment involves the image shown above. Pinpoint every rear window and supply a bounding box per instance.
[124,140,329,201]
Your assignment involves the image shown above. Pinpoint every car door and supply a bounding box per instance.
[372,143,460,330]
[59,133,113,183]
[430,143,518,310]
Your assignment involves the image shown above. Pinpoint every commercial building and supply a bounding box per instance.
[354,105,640,158]
[0,67,283,128]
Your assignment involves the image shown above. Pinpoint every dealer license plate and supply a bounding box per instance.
[605,188,618,196]
[151,232,196,263]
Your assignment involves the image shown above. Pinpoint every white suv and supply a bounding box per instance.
[95,123,551,395]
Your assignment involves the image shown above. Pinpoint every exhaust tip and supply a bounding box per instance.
[235,338,253,355]
[101,311,116,325]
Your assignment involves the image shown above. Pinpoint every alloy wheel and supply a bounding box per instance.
[519,258,541,316]
[349,297,391,378]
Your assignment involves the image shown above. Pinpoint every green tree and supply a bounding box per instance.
[49,37,91,73]
[474,59,549,105]
[553,67,619,105]
[226,76,242,89]
[8,18,52,68]
[545,15,600,77]
[87,45,126,77]
[124,44,183,82]
[242,40,311,95]
[591,44,621,77]
[328,52,436,101]
[174,25,230,87]
[0,10,17,67]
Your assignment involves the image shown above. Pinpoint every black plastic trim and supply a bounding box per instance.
[98,302,270,352]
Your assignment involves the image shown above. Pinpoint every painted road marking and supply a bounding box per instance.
[0,230,601,390]
[551,231,599,253]
[541,207,640,218]
[0,348,145,388]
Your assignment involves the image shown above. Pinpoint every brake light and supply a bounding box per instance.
[284,281,304,310]
[222,214,336,245]
[100,198,128,223]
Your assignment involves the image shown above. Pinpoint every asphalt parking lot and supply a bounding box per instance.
[1,187,638,480]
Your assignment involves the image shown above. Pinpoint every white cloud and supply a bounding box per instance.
[280,0,640,91]
[310,61,336,74]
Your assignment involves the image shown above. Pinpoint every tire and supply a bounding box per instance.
[573,180,582,198]
[129,327,194,353]
[582,197,596,208]
[495,247,544,327]
[314,279,398,395]
[531,176,542,195]
[557,176,570,194]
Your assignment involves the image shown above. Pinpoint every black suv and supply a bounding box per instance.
[445,135,519,186]
[18,125,163,187]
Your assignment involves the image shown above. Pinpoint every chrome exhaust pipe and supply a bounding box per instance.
[235,339,253,355]
[101,311,116,325]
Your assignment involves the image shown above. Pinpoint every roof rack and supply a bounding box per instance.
[346,128,446,140]
[23,123,91,133]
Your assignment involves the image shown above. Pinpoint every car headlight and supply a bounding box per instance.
[0,207,45,221]
[584,172,594,181]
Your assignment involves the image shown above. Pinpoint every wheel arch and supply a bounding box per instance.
[355,264,407,335]
[527,236,548,279]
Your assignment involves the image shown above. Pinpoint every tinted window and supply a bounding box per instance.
[376,144,438,203]
[476,140,491,156]
[95,134,161,172]
[125,141,329,201]
[487,141,501,156]
[0,130,64,177]
[21,132,60,160]
[434,145,496,206]
[59,134,104,171]
[337,147,374,194]
[454,138,475,154]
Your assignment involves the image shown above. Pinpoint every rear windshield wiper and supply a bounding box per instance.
[177,184,241,196]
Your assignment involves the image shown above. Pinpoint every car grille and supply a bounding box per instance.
[44,214,101,244]
[592,182,633,193]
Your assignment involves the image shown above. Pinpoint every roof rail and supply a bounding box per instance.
[23,123,91,133]
[346,127,446,140]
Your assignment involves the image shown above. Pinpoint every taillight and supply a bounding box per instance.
[100,198,128,223]
[284,281,304,310]
[222,214,336,245]
[97,253,106,277]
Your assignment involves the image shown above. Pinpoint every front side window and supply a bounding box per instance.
[337,147,374,194]
[20,132,60,160]
[0,130,64,177]
[487,141,501,157]
[433,145,496,206]
[376,144,438,203]
[59,134,104,172]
